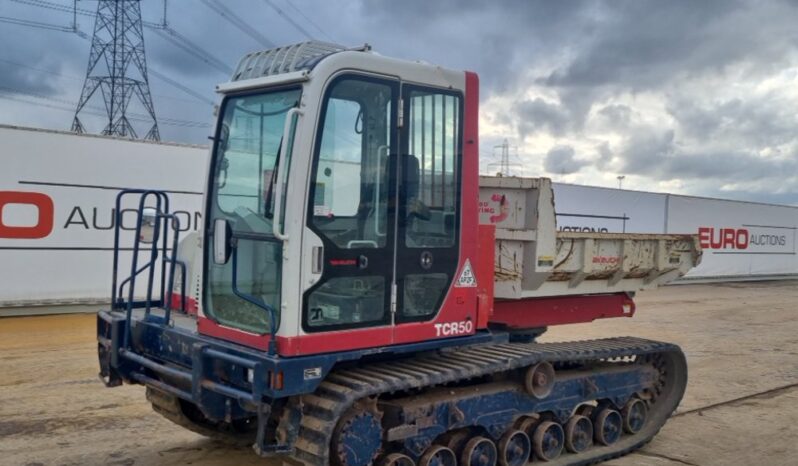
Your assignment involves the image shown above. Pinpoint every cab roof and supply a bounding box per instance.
[231,41,371,82]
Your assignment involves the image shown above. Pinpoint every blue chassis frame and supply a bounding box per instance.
[98,307,502,418]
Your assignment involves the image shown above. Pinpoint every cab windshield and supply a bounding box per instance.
[205,87,301,334]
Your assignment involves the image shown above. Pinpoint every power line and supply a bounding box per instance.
[0,57,82,81]
[282,0,336,43]
[0,92,102,117]
[199,0,274,48]
[9,0,92,18]
[0,14,75,32]
[0,9,217,128]
[0,88,210,128]
[147,68,215,106]
[0,57,205,106]
[261,0,313,39]
[9,0,164,28]
[150,27,232,75]
[11,0,230,77]
[0,85,210,128]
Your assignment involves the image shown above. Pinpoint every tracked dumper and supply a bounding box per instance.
[97,42,701,466]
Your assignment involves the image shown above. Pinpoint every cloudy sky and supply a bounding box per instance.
[1,0,798,204]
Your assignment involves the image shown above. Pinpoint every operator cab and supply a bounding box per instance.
[202,42,480,356]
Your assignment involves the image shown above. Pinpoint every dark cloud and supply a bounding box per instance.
[596,141,613,169]
[618,129,676,175]
[667,95,798,148]
[597,104,633,127]
[615,126,798,183]
[0,6,79,98]
[692,183,798,205]
[542,1,798,90]
[357,1,590,92]
[0,63,57,97]
[514,98,570,137]
[544,145,586,175]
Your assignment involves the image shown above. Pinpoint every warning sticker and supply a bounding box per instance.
[455,259,477,288]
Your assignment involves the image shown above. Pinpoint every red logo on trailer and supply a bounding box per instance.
[0,191,54,239]
[479,193,509,224]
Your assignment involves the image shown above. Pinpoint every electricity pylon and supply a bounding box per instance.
[72,0,159,141]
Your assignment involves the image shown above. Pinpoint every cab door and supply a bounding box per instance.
[395,86,464,324]
[302,74,398,335]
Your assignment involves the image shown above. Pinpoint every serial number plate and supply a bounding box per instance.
[304,367,322,380]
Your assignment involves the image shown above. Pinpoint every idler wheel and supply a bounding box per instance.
[564,415,593,453]
[498,429,531,466]
[461,436,497,466]
[593,409,623,446]
[331,405,383,466]
[532,421,564,461]
[621,398,648,434]
[379,453,416,466]
[419,445,457,466]
[524,362,556,399]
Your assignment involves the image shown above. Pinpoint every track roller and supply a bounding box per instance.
[419,445,457,466]
[379,453,416,466]
[497,430,531,466]
[621,398,648,434]
[593,408,622,446]
[564,415,593,453]
[461,436,497,466]
[532,421,564,461]
[441,429,471,454]
[515,415,540,437]
[524,362,556,399]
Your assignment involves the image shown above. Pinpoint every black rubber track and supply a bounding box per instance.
[292,336,687,466]
[146,386,257,446]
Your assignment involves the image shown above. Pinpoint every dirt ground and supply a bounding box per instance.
[1,281,796,466]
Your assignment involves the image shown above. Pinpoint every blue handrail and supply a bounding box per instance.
[110,189,184,350]
[111,189,170,309]
[158,213,182,324]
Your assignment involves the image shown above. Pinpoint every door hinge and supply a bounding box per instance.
[397,97,404,128]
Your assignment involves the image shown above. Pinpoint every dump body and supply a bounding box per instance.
[479,176,702,300]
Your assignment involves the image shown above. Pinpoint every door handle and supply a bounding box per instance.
[312,246,323,274]
[272,107,302,241]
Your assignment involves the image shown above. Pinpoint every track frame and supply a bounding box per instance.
[98,307,686,465]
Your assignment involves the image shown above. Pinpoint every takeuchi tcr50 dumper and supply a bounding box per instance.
[98,41,701,466]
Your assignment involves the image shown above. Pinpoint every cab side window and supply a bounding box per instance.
[405,91,461,248]
[311,78,392,250]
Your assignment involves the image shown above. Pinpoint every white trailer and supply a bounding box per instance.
[0,124,208,310]
[1,124,794,314]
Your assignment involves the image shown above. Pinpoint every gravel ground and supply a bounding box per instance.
[0,280,796,466]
